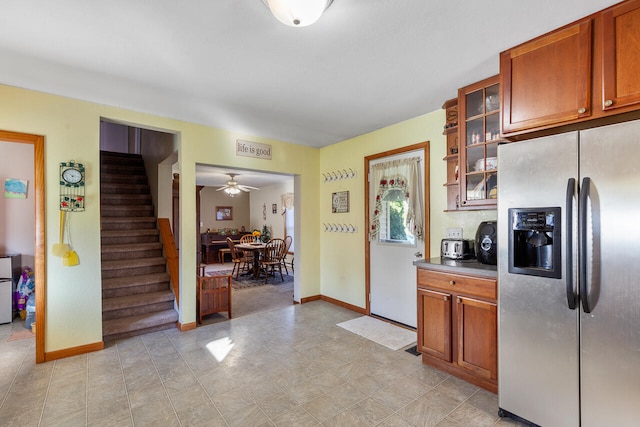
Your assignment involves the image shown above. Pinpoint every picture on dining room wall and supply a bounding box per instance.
[216,206,233,221]
[272,203,277,214]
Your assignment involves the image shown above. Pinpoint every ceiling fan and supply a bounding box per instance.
[216,173,259,196]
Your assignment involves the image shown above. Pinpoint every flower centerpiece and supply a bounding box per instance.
[252,229,261,243]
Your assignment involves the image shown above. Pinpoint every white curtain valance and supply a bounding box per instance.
[281,192,294,210]
[369,157,424,241]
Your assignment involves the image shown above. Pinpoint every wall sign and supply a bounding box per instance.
[236,139,272,160]
[332,191,349,213]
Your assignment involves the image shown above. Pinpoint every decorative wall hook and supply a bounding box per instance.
[323,168,357,182]
[323,223,357,233]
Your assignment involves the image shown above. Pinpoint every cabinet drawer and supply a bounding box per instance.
[417,269,496,300]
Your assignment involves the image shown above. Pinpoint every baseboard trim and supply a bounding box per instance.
[44,341,104,362]
[178,321,196,332]
[300,294,321,303]
[299,294,366,315]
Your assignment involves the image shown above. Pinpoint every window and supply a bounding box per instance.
[377,190,415,246]
[284,207,294,253]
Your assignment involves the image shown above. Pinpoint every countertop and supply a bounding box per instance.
[413,257,497,279]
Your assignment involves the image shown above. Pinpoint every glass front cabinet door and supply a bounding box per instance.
[458,75,503,209]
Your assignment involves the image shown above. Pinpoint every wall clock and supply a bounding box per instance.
[59,160,85,211]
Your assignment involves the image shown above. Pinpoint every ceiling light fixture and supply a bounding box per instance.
[224,187,241,197]
[262,0,333,27]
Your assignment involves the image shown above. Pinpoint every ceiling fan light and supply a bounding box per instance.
[224,187,241,196]
[264,0,333,27]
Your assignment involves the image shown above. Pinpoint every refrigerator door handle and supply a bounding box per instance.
[565,178,577,310]
[579,177,593,313]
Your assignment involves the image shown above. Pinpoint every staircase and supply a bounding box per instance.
[100,151,178,342]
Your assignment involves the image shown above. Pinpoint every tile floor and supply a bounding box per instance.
[0,285,527,426]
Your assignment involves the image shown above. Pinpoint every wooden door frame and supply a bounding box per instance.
[364,141,430,316]
[0,130,45,363]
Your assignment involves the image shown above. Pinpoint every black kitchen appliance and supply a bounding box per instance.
[475,221,497,265]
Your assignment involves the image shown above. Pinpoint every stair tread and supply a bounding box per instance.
[102,205,154,210]
[101,242,162,253]
[101,217,156,223]
[102,272,170,289]
[102,257,166,270]
[103,309,178,336]
[102,290,175,311]
[101,194,152,200]
[101,229,159,237]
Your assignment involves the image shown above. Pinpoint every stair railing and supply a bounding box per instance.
[158,218,180,306]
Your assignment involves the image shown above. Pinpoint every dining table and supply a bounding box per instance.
[235,242,266,279]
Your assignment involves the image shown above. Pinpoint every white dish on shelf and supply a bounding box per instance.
[474,157,498,171]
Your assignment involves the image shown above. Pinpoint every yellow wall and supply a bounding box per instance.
[0,82,495,354]
[318,109,496,309]
[0,84,320,353]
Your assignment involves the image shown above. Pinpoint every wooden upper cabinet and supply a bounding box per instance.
[501,19,593,134]
[458,75,502,209]
[602,0,640,111]
[500,0,640,138]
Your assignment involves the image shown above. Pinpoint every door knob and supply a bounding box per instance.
[578,108,586,114]
[604,99,613,107]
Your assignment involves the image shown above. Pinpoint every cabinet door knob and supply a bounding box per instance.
[578,108,586,114]
[449,280,455,286]
[604,99,613,107]
[456,297,462,304]
[444,296,449,301]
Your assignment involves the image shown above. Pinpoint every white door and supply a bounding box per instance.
[368,149,425,328]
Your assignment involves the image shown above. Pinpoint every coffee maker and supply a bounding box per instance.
[475,221,497,265]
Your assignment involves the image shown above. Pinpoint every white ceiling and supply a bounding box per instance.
[195,164,292,188]
[0,0,619,148]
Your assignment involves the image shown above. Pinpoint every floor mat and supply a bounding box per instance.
[336,316,417,351]
[7,329,35,341]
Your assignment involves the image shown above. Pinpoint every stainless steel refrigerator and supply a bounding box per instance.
[497,120,640,427]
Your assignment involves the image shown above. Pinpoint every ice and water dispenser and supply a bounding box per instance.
[508,207,561,279]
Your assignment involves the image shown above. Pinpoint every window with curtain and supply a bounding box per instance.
[369,157,423,245]
[281,192,294,253]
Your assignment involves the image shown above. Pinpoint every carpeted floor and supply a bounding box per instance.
[337,315,417,351]
[208,268,293,289]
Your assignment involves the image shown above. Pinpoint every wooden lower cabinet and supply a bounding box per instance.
[417,268,497,393]
[456,296,497,381]
[418,288,452,362]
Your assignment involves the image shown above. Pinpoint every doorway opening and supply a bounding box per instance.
[193,164,297,324]
[0,131,45,362]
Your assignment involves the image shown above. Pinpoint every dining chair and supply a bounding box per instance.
[260,238,286,283]
[239,234,255,269]
[281,235,293,275]
[226,237,246,280]
[196,274,232,324]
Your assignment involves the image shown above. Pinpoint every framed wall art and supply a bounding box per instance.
[216,206,233,221]
[332,191,349,213]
